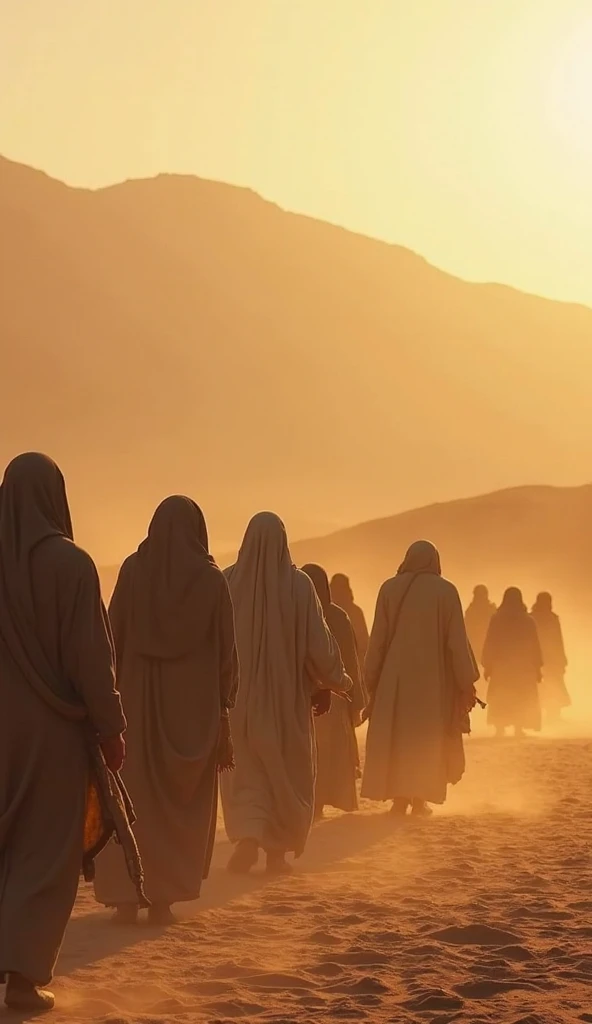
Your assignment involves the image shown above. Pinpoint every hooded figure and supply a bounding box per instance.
[464,585,496,666]
[302,564,366,816]
[362,540,478,815]
[330,574,370,666]
[221,513,351,875]
[482,587,543,737]
[530,592,569,724]
[0,454,128,1012]
[94,496,238,924]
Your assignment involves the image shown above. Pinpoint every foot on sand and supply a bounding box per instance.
[411,800,433,818]
[111,904,139,926]
[5,973,55,1012]
[390,798,410,817]
[227,838,259,875]
[266,851,293,876]
[148,903,176,927]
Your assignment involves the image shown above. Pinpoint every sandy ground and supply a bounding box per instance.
[4,734,592,1024]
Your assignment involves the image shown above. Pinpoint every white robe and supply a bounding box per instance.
[221,513,350,855]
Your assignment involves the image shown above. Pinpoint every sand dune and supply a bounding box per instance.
[12,735,590,1023]
[288,483,592,613]
[100,480,592,605]
[2,155,592,562]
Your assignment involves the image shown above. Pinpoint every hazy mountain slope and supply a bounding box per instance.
[289,484,592,614]
[100,485,592,629]
[2,155,592,562]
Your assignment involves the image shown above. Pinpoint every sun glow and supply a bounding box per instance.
[549,19,592,156]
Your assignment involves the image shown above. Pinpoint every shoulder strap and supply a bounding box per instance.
[387,572,418,647]
[364,573,419,720]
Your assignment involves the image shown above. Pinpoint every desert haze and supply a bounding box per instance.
[99,481,592,717]
[2,155,592,564]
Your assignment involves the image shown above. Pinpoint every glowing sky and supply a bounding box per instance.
[2,0,591,305]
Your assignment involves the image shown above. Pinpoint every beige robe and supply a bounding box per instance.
[221,513,350,856]
[362,572,478,805]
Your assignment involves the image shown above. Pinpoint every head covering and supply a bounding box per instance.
[127,495,217,659]
[302,562,363,711]
[226,511,302,724]
[473,584,490,602]
[330,573,354,608]
[530,591,566,676]
[499,586,527,615]
[486,587,530,651]
[0,454,149,904]
[397,540,441,576]
[301,564,331,616]
[532,592,553,615]
[0,452,84,719]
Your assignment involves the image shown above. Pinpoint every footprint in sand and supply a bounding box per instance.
[186,979,235,995]
[206,997,266,1016]
[211,961,262,979]
[430,924,520,946]
[242,971,314,991]
[329,950,390,966]
[454,978,540,998]
[500,944,535,961]
[308,961,345,977]
[327,1007,368,1019]
[309,928,342,945]
[402,988,464,1011]
[326,975,390,995]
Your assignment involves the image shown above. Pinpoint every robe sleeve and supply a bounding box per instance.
[353,606,370,663]
[219,575,239,710]
[445,586,480,693]
[304,582,350,695]
[556,616,568,670]
[481,616,497,680]
[61,552,126,739]
[528,618,544,679]
[341,614,366,711]
[107,557,133,669]
[364,583,390,698]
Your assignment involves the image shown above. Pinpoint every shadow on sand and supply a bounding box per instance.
[56,808,398,979]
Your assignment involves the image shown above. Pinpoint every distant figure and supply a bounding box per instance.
[464,585,496,665]
[302,564,366,817]
[0,454,127,1012]
[330,573,370,665]
[221,513,351,875]
[362,541,478,816]
[482,587,543,738]
[531,592,570,725]
[94,497,238,925]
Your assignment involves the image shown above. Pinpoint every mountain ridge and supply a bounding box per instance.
[4,154,591,313]
[2,155,592,563]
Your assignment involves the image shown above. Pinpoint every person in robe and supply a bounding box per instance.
[0,453,127,1012]
[482,587,543,738]
[94,496,238,925]
[221,513,351,875]
[301,564,366,817]
[464,585,496,666]
[330,573,370,665]
[361,540,478,816]
[330,573,369,778]
[530,592,569,725]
